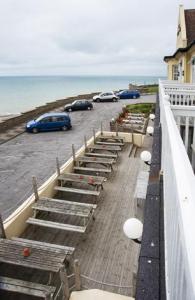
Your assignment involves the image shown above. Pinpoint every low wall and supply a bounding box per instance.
[0,92,98,133]
[3,130,144,238]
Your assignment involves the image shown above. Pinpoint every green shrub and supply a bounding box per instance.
[125,103,155,116]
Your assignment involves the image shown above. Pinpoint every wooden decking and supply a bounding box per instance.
[0,143,147,299]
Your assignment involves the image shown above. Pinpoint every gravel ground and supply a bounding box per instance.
[0,95,156,220]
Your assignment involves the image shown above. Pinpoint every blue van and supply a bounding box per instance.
[26,113,72,133]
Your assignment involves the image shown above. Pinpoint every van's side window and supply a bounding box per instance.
[40,117,52,123]
[52,116,64,122]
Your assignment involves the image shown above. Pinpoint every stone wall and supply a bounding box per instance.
[0,92,98,133]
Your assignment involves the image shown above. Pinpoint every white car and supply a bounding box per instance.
[93,92,119,102]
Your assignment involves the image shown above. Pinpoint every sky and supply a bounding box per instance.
[0,0,195,76]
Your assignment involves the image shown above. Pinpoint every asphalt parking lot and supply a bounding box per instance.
[0,95,156,220]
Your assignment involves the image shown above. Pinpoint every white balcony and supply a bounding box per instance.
[159,80,195,300]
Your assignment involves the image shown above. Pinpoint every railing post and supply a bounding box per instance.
[74,259,81,291]
[32,176,39,202]
[56,157,61,176]
[84,136,88,151]
[131,125,134,145]
[93,129,96,144]
[116,122,118,136]
[60,265,70,299]
[0,214,6,238]
[72,144,76,165]
[101,122,103,135]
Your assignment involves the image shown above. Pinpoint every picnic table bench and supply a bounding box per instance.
[95,141,124,147]
[54,186,100,196]
[97,135,124,143]
[0,276,55,299]
[88,144,121,154]
[85,152,117,160]
[27,218,87,233]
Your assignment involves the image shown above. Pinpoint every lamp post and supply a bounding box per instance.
[140,150,151,165]
[123,218,143,244]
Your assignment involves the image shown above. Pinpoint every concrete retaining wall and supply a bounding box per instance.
[0,92,98,133]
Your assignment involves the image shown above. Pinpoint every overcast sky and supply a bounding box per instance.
[0,0,195,76]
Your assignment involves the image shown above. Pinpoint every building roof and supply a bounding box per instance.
[164,8,195,62]
[185,9,195,46]
[164,40,195,62]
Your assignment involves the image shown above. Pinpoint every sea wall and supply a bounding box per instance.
[0,92,98,133]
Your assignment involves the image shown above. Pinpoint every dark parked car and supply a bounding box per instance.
[64,100,93,112]
[26,113,72,133]
[117,90,140,99]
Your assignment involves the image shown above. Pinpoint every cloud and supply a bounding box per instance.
[0,0,195,75]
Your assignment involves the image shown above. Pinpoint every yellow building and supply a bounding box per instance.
[164,5,195,83]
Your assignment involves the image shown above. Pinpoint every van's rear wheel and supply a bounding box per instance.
[62,126,68,131]
[32,128,38,134]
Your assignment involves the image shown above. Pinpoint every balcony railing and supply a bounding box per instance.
[159,80,195,300]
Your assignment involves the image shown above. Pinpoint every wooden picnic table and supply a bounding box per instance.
[32,197,97,218]
[98,135,124,143]
[58,172,105,189]
[0,238,70,298]
[28,196,97,233]
[88,144,121,154]
[76,156,115,168]
[0,238,66,273]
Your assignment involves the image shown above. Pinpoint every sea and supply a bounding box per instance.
[0,75,165,115]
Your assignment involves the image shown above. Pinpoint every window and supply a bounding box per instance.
[52,116,64,122]
[40,117,52,123]
[172,65,179,80]
[191,58,195,83]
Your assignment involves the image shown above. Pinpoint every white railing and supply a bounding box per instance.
[163,81,195,106]
[167,91,195,106]
[159,80,195,300]
[163,80,195,92]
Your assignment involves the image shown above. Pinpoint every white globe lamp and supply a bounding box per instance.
[140,150,151,165]
[123,218,143,244]
[146,126,154,136]
[149,114,155,121]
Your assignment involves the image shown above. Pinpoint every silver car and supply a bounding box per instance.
[93,92,119,102]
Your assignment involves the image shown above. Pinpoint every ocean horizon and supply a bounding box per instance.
[0,75,165,115]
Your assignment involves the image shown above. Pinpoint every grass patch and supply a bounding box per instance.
[145,86,158,93]
[125,103,155,116]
